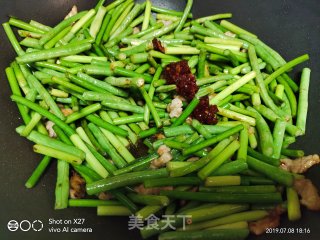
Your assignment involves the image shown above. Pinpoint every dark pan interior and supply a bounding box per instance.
[0,1,319,240]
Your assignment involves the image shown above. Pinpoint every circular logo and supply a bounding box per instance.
[32,220,43,232]
[20,220,31,232]
[7,220,19,232]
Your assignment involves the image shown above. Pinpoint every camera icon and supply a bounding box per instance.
[7,220,19,232]
[7,220,43,232]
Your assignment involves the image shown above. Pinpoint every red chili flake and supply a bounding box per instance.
[175,73,198,101]
[163,60,218,124]
[192,97,218,125]
[162,60,191,84]
[152,38,165,53]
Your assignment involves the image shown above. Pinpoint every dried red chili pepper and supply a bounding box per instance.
[162,60,218,124]
[175,73,198,101]
[152,38,165,53]
[162,60,191,84]
[192,97,218,125]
